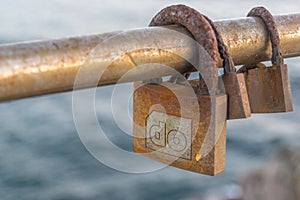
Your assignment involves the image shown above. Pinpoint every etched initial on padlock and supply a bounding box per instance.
[146,111,192,159]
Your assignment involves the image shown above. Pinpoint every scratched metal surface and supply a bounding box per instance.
[0,1,300,200]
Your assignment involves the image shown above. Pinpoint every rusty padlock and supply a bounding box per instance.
[238,7,293,113]
[203,16,251,119]
[133,5,227,176]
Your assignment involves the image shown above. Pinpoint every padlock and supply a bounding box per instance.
[238,7,293,113]
[133,4,227,176]
[133,79,227,176]
[222,67,251,119]
[203,15,251,119]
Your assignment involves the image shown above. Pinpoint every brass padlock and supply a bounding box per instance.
[203,16,251,119]
[238,7,293,113]
[133,4,228,176]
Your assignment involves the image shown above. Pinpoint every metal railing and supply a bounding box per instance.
[0,13,299,101]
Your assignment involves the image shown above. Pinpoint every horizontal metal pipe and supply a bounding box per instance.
[0,13,300,101]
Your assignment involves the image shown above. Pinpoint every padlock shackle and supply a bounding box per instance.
[149,4,220,66]
[202,15,236,74]
[149,5,221,93]
[247,7,284,66]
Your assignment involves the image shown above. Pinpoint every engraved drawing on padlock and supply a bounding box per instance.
[148,121,166,147]
[146,111,192,160]
[167,130,187,152]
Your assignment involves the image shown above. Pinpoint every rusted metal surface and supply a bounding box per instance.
[216,13,300,64]
[247,6,282,65]
[149,4,220,93]
[240,7,293,113]
[243,64,293,113]
[0,13,299,101]
[204,15,251,119]
[133,5,226,175]
[149,4,219,64]
[133,81,227,176]
[222,73,251,118]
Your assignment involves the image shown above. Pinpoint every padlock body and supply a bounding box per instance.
[133,81,227,176]
[244,64,293,113]
[222,72,251,119]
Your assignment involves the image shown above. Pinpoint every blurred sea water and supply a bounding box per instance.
[0,1,300,199]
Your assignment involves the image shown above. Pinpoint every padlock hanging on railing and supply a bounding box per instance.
[203,16,251,120]
[133,5,227,176]
[238,7,293,113]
